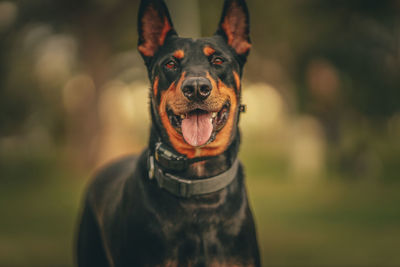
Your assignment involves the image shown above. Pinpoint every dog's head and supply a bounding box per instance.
[138,0,250,159]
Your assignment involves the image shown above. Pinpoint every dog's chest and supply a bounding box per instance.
[124,197,255,266]
[140,217,254,266]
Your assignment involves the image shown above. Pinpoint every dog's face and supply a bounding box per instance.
[138,0,250,158]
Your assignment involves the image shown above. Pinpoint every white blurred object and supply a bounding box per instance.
[34,34,77,89]
[241,82,288,136]
[96,81,150,166]
[289,115,326,180]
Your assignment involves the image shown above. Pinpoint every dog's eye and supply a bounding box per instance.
[211,56,224,65]
[165,60,177,69]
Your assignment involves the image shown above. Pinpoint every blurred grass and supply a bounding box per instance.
[0,150,88,266]
[0,140,399,266]
[241,140,400,267]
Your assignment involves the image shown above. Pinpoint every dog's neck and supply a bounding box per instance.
[148,126,240,179]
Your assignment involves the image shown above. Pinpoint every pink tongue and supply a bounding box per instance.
[181,112,213,147]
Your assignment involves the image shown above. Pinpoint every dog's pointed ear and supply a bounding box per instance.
[137,0,177,64]
[215,0,251,57]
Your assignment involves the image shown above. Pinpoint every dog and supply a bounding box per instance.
[76,0,260,266]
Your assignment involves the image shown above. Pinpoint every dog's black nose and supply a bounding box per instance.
[181,77,212,101]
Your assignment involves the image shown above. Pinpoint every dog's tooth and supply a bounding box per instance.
[212,112,217,118]
[180,114,186,119]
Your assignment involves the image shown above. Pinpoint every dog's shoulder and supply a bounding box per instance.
[83,154,140,213]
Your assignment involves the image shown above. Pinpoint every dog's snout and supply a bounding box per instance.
[181,77,212,101]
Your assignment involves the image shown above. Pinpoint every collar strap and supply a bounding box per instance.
[148,155,239,198]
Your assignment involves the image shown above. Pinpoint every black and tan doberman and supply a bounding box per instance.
[76,0,260,266]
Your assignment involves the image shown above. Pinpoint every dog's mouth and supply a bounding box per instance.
[167,101,230,147]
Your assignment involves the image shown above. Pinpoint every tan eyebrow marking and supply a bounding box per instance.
[203,46,216,56]
[173,49,184,59]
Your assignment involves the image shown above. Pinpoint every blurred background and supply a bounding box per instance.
[1,0,400,266]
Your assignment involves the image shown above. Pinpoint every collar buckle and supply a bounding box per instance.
[148,155,155,180]
[154,142,188,171]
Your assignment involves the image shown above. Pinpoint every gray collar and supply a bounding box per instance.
[148,155,240,198]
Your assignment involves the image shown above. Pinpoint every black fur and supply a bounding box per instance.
[76,0,260,266]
